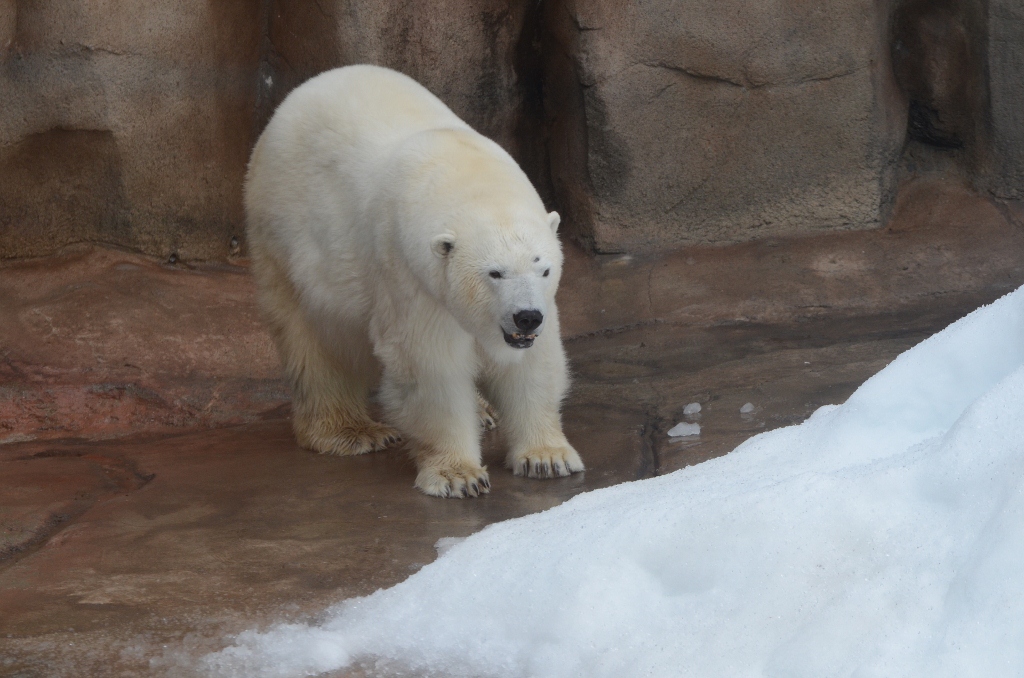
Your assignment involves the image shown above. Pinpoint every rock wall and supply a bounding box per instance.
[0,0,261,261]
[265,0,542,167]
[0,0,1022,260]
[545,0,907,252]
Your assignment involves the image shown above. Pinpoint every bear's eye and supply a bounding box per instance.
[543,269,550,277]
[489,270,502,279]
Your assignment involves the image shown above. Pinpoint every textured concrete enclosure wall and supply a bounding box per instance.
[0,0,261,261]
[1,1,1023,260]
[545,0,907,252]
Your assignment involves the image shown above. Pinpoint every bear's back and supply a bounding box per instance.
[263,65,469,163]
[245,66,475,330]
[246,65,472,257]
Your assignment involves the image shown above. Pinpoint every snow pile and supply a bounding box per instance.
[200,288,1024,678]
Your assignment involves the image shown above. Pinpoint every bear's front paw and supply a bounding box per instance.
[509,444,584,479]
[415,463,491,499]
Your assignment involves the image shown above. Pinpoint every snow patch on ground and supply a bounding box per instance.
[199,287,1024,678]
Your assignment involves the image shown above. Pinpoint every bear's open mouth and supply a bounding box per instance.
[503,329,537,349]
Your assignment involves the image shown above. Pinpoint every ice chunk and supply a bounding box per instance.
[739,402,755,413]
[666,422,701,437]
[683,402,701,415]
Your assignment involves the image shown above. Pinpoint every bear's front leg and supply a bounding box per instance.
[379,358,489,498]
[484,328,584,479]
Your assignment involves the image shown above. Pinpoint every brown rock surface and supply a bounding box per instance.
[0,0,261,261]
[545,0,907,252]
[2,177,1022,445]
[558,177,1024,335]
[0,246,284,443]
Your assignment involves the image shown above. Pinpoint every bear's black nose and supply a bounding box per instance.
[513,310,543,333]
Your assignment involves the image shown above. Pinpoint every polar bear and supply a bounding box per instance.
[245,65,584,498]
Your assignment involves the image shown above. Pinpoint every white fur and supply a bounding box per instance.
[245,65,584,498]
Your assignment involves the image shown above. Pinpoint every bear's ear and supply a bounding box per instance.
[547,211,561,234]
[431,233,456,258]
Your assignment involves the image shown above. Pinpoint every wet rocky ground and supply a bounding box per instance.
[2,178,1024,676]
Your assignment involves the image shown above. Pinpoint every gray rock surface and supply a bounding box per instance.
[0,0,544,261]
[545,0,908,252]
[0,0,261,261]
[1,1,1022,260]
[989,0,1024,199]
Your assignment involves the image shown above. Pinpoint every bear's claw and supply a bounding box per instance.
[479,411,497,430]
[477,394,498,430]
[510,444,584,479]
[415,464,491,499]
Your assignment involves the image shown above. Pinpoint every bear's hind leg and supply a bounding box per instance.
[286,328,401,456]
[256,258,400,455]
[292,359,401,456]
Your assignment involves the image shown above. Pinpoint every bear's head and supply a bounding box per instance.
[393,128,564,362]
[429,209,563,362]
